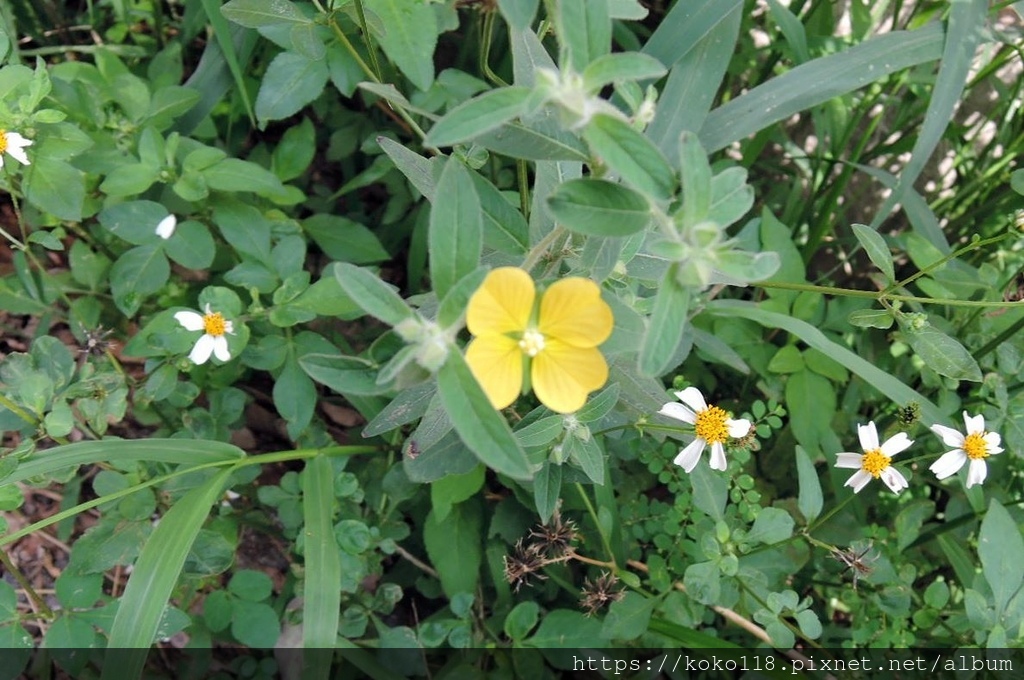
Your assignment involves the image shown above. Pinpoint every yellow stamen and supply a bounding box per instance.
[203,311,227,336]
[0,130,7,155]
[963,432,989,460]
[695,406,730,445]
[518,329,545,357]
[861,448,891,478]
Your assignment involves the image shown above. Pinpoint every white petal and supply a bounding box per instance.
[5,145,30,166]
[845,469,873,493]
[880,432,913,457]
[0,154,7,170]
[857,422,879,451]
[175,310,206,331]
[674,387,708,414]
[155,214,177,239]
[708,442,727,471]
[223,319,235,335]
[658,401,696,424]
[880,468,909,494]
[929,450,967,479]
[929,423,965,448]
[835,452,864,469]
[726,418,751,438]
[5,133,32,165]
[984,432,1003,454]
[966,459,987,488]
[673,438,706,473]
[189,334,216,364]
[211,335,231,362]
[963,411,985,435]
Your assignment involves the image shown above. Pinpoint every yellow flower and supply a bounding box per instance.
[465,267,613,414]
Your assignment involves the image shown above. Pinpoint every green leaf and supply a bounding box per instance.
[110,243,170,316]
[677,131,711,226]
[302,455,342,649]
[468,171,529,254]
[746,507,794,545]
[1011,169,1024,197]
[503,601,540,641]
[204,158,287,196]
[436,351,532,480]
[231,601,280,647]
[228,570,273,601]
[100,163,161,197]
[564,435,604,486]
[425,87,531,148]
[423,501,482,598]
[437,267,488,330]
[272,117,316,181]
[902,321,982,382]
[334,262,413,326]
[532,461,562,523]
[795,446,822,523]
[255,51,330,127]
[304,214,389,264]
[378,135,435,200]
[497,0,538,30]
[546,178,650,237]
[851,223,895,283]
[689,464,726,521]
[767,345,803,374]
[979,500,1024,618]
[555,0,610,70]
[98,200,168,246]
[582,113,676,201]
[785,369,835,455]
[524,609,603,648]
[274,356,317,435]
[145,86,201,129]
[212,200,272,263]
[103,468,232,673]
[364,0,438,91]
[300,354,390,396]
[429,159,482,301]
[164,220,216,270]
[847,308,894,329]
[643,0,743,68]
[431,465,484,522]
[220,0,311,28]
[583,52,666,92]
[639,268,689,377]
[601,592,654,641]
[363,382,435,436]
[23,156,85,221]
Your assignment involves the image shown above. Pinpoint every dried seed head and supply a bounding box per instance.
[504,539,548,592]
[579,571,624,616]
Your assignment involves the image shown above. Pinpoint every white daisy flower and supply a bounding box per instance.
[155,214,177,240]
[929,411,1003,488]
[0,129,32,169]
[835,421,912,494]
[174,303,234,364]
[658,386,751,472]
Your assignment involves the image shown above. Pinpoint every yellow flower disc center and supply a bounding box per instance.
[861,448,891,478]
[0,130,8,154]
[694,406,730,445]
[518,329,546,357]
[203,311,227,336]
[963,432,989,460]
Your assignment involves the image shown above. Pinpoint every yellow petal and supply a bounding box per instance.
[531,340,609,413]
[537,277,613,348]
[465,335,524,410]
[466,267,535,338]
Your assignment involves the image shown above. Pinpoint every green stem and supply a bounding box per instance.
[517,159,530,220]
[0,393,38,428]
[805,493,857,534]
[521,225,566,272]
[756,280,1024,309]
[480,10,509,87]
[0,549,52,618]
[575,483,616,568]
[351,0,384,82]
[880,233,1011,296]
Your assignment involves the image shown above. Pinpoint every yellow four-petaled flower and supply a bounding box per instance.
[465,267,613,414]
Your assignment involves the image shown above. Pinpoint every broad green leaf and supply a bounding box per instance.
[902,321,982,382]
[110,244,170,316]
[767,345,804,374]
[689,463,726,521]
[436,351,532,480]
[23,156,85,221]
[255,51,329,126]
[145,86,201,129]
[516,416,563,448]
[103,468,231,668]
[430,465,484,522]
[851,223,895,283]
[555,0,610,71]
[201,0,258,127]
[706,300,943,426]
[746,507,794,545]
[362,382,434,436]
[97,200,168,245]
[100,163,160,197]
[423,501,482,598]
[564,435,603,486]
[546,178,650,237]
[273,356,316,435]
[582,53,667,92]
[707,167,753,228]
[334,262,413,326]
[639,267,689,377]
[503,601,540,641]
[600,592,654,641]
[204,158,287,196]
[795,446,822,523]
[304,214,389,264]
[164,220,216,270]
[785,369,835,455]
[700,24,945,153]
[429,159,482,300]
[272,117,316,181]
[300,354,390,396]
[523,609,603,648]
[212,200,273,263]
[497,0,538,30]
[979,499,1024,618]
[425,87,531,148]
[364,0,437,91]
[302,455,342,651]
[221,0,311,27]
[847,308,894,330]
[582,113,675,201]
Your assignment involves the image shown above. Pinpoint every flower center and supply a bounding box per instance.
[0,130,8,154]
[203,311,227,336]
[861,448,891,478]
[694,406,730,445]
[963,432,989,460]
[519,329,546,357]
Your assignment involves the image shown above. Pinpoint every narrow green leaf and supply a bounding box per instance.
[546,178,650,237]
[847,308,894,329]
[639,268,689,377]
[477,115,590,161]
[429,159,482,300]
[678,131,712,226]
[334,262,413,326]
[902,321,982,382]
[377,136,435,200]
[425,87,531,148]
[436,351,532,480]
[303,214,389,264]
[795,446,822,523]
[851,223,895,283]
[937,533,977,589]
[437,267,488,330]
[423,501,483,597]
[699,24,945,152]
[220,0,310,28]
[497,0,539,30]
[302,456,342,653]
[364,0,438,91]
[555,0,610,70]
[643,0,743,68]
[104,468,231,662]
[582,113,675,201]
[979,500,1024,618]
[468,171,529,254]
[300,353,391,396]
[515,416,564,448]
[581,53,667,92]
